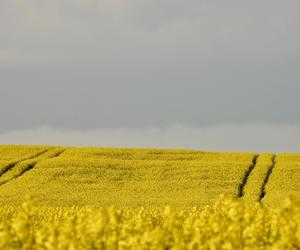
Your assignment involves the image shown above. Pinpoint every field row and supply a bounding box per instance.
[0,145,299,207]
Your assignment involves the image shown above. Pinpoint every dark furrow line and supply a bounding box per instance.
[0,149,66,186]
[0,148,52,177]
[259,154,276,202]
[238,154,259,198]
[10,149,66,178]
[47,148,66,159]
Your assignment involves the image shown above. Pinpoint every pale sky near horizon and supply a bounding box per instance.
[0,0,300,151]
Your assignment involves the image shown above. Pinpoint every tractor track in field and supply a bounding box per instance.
[13,149,66,178]
[259,154,276,202]
[0,148,66,186]
[238,154,259,198]
[0,149,50,177]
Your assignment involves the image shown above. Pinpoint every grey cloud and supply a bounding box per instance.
[0,0,300,133]
[0,123,299,152]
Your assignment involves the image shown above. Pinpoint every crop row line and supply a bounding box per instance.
[0,148,66,186]
[239,154,277,202]
[259,155,276,202]
[238,154,259,198]
[0,149,50,177]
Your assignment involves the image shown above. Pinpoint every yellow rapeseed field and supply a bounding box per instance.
[0,145,299,249]
[0,196,300,249]
[0,146,256,207]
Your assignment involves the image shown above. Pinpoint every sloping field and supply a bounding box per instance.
[263,154,300,206]
[1,145,300,249]
[0,145,298,207]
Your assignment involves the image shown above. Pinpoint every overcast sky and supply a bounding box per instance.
[0,0,300,151]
